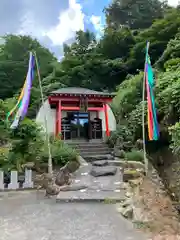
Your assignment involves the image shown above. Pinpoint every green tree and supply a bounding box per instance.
[0,35,56,99]
[156,32,180,69]
[126,8,180,73]
[99,27,135,60]
[105,0,167,30]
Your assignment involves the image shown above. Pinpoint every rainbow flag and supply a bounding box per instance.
[7,52,35,129]
[145,42,159,140]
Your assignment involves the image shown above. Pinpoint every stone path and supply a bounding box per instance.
[57,157,126,202]
[0,191,148,240]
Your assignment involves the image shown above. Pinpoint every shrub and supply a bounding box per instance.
[124,149,144,162]
[6,119,44,171]
[0,147,10,170]
[169,122,180,155]
[0,118,79,171]
[41,138,78,167]
[106,124,133,148]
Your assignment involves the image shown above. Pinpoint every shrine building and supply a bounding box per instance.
[36,87,116,141]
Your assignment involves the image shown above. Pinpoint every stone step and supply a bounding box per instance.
[65,140,104,145]
[56,189,125,203]
[83,155,114,162]
[73,145,111,150]
[90,166,117,177]
[80,148,111,153]
[66,141,112,157]
[68,144,109,149]
[77,148,111,154]
[66,140,107,145]
[81,151,112,157]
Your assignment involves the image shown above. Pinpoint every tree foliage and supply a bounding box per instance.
[105,0,168,29]
[0,1,180,167]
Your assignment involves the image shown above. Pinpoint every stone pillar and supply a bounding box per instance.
[55,100,61,137]
[23,169,34,188]
[8,171,19,189]
[103,103,110,137]
[0,171,4,190]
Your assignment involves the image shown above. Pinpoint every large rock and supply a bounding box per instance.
[66,160,80,173]
[108,160,145,171]
[117,205,133,219]
[55,165,72,186]
[123,169,142,182]
[92,160,108,167]
[45,183,60,196]
[34,173,54,189]
[90,166,117,177]
[34,173,60,196]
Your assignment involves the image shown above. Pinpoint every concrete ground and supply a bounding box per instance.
[0,191,148,240]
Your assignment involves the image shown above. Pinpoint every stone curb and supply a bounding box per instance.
[56,197,125,203]
[0,187,37,192]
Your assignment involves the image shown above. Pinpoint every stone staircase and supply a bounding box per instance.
[56,142,125,203]
[56,156,125,203]
[65,140,113,160]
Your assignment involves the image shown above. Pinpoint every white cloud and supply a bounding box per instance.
[43,0,85,46]
[90,15,104,39]
[18,11,45,38]
[168,0,179,6]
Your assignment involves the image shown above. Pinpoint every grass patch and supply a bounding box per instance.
[125,149,144,162]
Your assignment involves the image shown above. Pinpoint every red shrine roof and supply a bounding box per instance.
[49,87,115,98]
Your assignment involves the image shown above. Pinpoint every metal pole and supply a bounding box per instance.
[33,51,53,175]
[142,41,150,176]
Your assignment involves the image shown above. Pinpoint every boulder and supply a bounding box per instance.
[66,160,80,173]
[108,160,145,171]
[121,198,133,207]
[114,149,125,158]
[45,183,60,196]
[135,139,143,150]
[92,160,109,167]
[123,169,142,182]
[90,166,117,177]
[34,173,54,188]
[128,178,143,187]
[55,165,72,186]
[125,191,133,198]
[34,173,60,196]
[117,205,133,219]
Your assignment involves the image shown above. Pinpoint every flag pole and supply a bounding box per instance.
[33,51,53,175]
[142,41,150,176]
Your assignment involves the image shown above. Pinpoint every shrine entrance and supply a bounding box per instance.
[46,87,115,140]
[61,111,103,140]
[67,112,89,140]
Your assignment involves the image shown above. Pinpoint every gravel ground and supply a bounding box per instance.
[0,191,147,240]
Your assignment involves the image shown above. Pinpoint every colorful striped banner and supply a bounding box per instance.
[145,42,159,140]
[7,52,35,129]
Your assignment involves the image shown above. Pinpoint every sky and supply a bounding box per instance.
[0,0,179,58]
